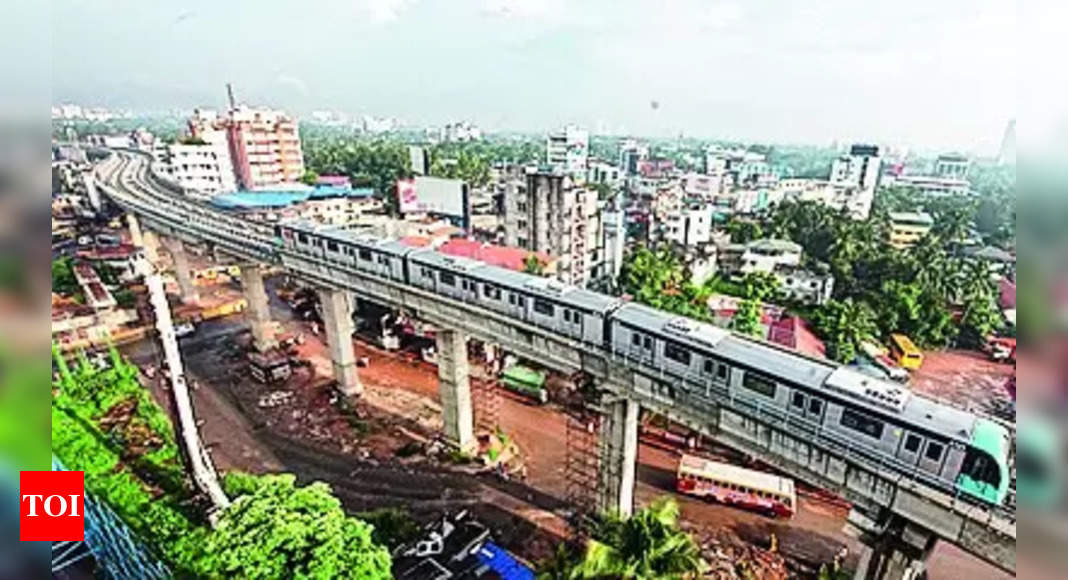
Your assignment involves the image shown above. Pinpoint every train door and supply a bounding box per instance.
[897,431,924,467]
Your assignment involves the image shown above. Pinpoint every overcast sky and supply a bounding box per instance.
[51,0,1016,152]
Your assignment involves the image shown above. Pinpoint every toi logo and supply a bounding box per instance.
[20,471,85,541]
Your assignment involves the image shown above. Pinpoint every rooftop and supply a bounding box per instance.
[211,186,375,209]
[889,211,934,226]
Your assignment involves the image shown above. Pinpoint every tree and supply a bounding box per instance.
[619,246,684,309]
[725,218,762,244]
[524,253,545,276]
[52,257,79,296]
[812,299,879,363]
[113,288,136,309]
[204,473,392,579]
[957,261,1003,347]
[299,169,319,186]
[731,299,763,338]
[740,271,780,303]
[571,497,706,579]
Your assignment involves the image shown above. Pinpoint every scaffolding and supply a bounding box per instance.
[472,375,501,432]
[563,371,604,531]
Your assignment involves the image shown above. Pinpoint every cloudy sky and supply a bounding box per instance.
[52,0,1016,151]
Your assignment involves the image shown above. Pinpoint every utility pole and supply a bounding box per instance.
[137,256,230,516]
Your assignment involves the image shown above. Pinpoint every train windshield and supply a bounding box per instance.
[960,448,1001,489]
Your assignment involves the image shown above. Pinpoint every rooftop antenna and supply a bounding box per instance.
[226,83,237,111]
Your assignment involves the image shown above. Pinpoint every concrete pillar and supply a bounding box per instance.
[241,265,277,352]
[142,230,161,264]
[600,397,640,517]
[127,213,144,246]
[435,328,475,452]
[165,237,200,304]
[849,514,935,580]
[319,288,361,396]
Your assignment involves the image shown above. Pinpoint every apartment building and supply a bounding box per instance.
[546,124,589,177]
[887,212,934,249]
[503,170,603,288]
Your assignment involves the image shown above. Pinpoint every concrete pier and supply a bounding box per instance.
[164,237,199,304]
[599,397,640,517]
[319,287,361,396]
[435,328,475,452]
[240,264,277,352]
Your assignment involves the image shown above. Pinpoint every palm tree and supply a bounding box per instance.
[572,497,706,579]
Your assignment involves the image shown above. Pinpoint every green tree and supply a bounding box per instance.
[113,288,136,309]
[956,261,1003,347]
[52,257,79,296]
[812,298,879,363]
[740,271,780,302]
[619,246,684,309]
[572,497,706,579]
[299,169,319,186]
[524,253,545,276]
[205,473,392,579]
[725,218,763,244]
[731,299,763,338]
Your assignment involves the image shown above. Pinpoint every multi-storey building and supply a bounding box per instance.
[830,144,882,219]
[158,128,238,199]
[887,212,934,249]
[717,238,835,305]
[503,170,602,288]
[546,124,589,177]
[188,100,305,191]
[662,205,714,247]
[934,154,970,180]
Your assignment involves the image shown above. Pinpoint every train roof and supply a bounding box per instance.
[898,395,976,441]
[522,276,621,313]
[409,248,487,273]
[716,335,835,389]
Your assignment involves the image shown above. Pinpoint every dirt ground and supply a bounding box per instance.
[910,349,1015,422]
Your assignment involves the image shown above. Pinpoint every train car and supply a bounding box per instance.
[676,453,796,518]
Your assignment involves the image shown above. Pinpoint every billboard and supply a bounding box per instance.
[397,176,470,228]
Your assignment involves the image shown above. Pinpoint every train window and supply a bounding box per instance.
[533,298,554,316]
[717,364,729,381]
[925,441,944,462]
[462,280,473,291]
[632,334,641,346]
[484,285,501,300]
[791,392,806,410]
[904,433,922,453]
[326,240,339,252]
[741,373,777,398]
[517,296,526,308]
[377,255,389,265]
[563,310,570,322]
[664,342,691,365]
[643,336,652,350]
[421,267,433,279]
[703,359,715,374]
[439,272,456,286]
[840,409,884,439]
[358,248,372,261]
[509,294,516,305]
[297,233,308,244]
[808,398,823,416]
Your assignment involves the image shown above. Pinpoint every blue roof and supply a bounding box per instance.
[476,542,534,580]
[210,186,375,210]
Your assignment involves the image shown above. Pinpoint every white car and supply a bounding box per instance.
[174,322,196,338]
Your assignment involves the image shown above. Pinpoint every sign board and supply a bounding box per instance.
[396,176,469,228]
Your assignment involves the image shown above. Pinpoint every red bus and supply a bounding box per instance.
[676,454,796,518]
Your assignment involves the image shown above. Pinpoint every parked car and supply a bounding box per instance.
[174,322,196,338]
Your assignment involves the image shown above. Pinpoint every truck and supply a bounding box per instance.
[860,342,909,383]
[499,364,548,404]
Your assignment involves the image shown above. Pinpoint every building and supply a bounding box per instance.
[830,144,882,219]
[717,239,834,305]
[188,90,306,191]
[662,205,714,247]
[934,154,970,180]
[159,135,238,199]
[546,124,589,176]
[888,212,934,249]
[503,171,602,288]
[619,139,648,176]
[210,187,382,226]
[587,160,622,187]
[884,174,971,197]
[602,202,626,286]
[444,122,482,142]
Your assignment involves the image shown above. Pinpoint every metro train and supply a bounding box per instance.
[268,219,1010,507]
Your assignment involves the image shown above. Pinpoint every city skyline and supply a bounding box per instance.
[52,0,1014,152]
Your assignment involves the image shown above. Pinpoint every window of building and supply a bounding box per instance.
[517,237,528,248]
[741,372,777,398]
[533,298,554,316]
[664,342,691,365]
[439,272,456,286]
[358,248,372,261]
[518,202,527,213]
[904,433,922,453]
[518,220,528,230]
[925,441,944,462]
[839,408,884,439]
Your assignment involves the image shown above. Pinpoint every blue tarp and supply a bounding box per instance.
[476,542,534,580]
[210,186,375,210]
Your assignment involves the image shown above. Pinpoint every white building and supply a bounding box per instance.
[663,205,714,247]
[619,140,648,176]
[445,122,482,142]
[883,174,971,197]
[588,160,622,187]
[717,238,834,305]
[934,154,970,180]
[546,124,589,177]
[602,201,626,286]
[830,144,882,219]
